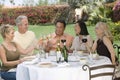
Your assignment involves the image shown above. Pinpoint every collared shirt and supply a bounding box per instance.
[47,32,74,51]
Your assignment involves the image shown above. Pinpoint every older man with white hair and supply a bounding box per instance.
[13,15,37,58]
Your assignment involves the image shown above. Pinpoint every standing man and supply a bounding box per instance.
[45,20,74,52]
[13,15,37,58]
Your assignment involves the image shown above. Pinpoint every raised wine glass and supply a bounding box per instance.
[82,35,87,43]
[61,39,66,43]
[47,33,52,40]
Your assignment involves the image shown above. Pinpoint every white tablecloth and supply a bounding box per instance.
[16,56,112,80]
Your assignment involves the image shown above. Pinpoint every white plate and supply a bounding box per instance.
[37,62,57,67]
[23,56,36,61]
[68,56,79,62]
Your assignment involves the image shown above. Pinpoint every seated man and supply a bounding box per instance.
[13,15,37,58]
[45,20,74,52]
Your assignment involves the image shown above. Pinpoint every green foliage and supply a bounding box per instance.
[111,22,120,41]
[88,1,113,24]
[80,1,119,41]
[38,0,49,6]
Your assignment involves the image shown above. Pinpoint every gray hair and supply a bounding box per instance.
[15,15,27,26]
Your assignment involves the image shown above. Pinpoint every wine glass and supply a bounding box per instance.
[73,47,80,60]
[37,45,43,61]
[82,35,87,43]
[47,33,52,40]
[39,44,46,59]
[43,35,47,41]
[61,39,66,43]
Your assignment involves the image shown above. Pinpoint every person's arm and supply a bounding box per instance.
[85,35,93,52]
[70,38,76,50]
[32,38,39,50]
[44,40,56,52]
[92,39,98,52]
[103,36,116,65]
[15,42,35,55]
[0,45,23,67]
[87,35,93,48]
[29,32,39,49]
[66,36,74,49]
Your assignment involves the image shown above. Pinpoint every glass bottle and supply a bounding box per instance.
[56,41,62,63]
[62,42,68,62]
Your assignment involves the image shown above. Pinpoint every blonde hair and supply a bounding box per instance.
[96,22,113,41]
[0,24,14,38]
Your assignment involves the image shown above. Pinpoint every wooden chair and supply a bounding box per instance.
[114,77,120,80]
[113,44,120,63]
[82,64,115,80]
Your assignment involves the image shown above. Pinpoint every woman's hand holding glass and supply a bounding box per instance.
[82,35,87,43]
[82,35,92,53]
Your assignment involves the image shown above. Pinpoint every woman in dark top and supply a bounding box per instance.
[92,22,116,65]
[96,39,112,61]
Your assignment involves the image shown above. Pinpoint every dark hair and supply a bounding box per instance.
[55,20,66,28]
[76,20,89,35]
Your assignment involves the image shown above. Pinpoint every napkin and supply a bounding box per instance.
[23,58,40,65]
[57,62,70,67]
[8,68,16,72]
[23,56,36,61]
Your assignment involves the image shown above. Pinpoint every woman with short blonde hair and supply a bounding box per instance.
[0,24,35,80]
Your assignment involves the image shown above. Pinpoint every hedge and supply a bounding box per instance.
[0,5,71,25]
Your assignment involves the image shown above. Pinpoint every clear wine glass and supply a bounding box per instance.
[43,35,47,42]
[47,33,52,40]
[38,45,43,61]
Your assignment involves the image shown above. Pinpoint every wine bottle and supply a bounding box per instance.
[62,42,68,62]
[56,41,62,63]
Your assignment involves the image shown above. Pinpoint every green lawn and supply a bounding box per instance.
[0,24,119,44]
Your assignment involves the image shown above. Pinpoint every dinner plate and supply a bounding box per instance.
[24,56,36,61]
[78,53,89,57]
[68,56,79,62]
[38,62,57,68]
[92,56,103,60]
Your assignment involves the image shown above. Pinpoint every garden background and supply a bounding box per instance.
[0,0,119,57]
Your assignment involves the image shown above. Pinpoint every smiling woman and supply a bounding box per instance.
[0,24,36,80]
[0,24,20,80]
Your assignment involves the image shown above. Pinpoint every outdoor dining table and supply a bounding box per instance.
[16,53,113,80]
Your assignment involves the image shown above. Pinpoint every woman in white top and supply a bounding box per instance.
[71,20,93,52]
